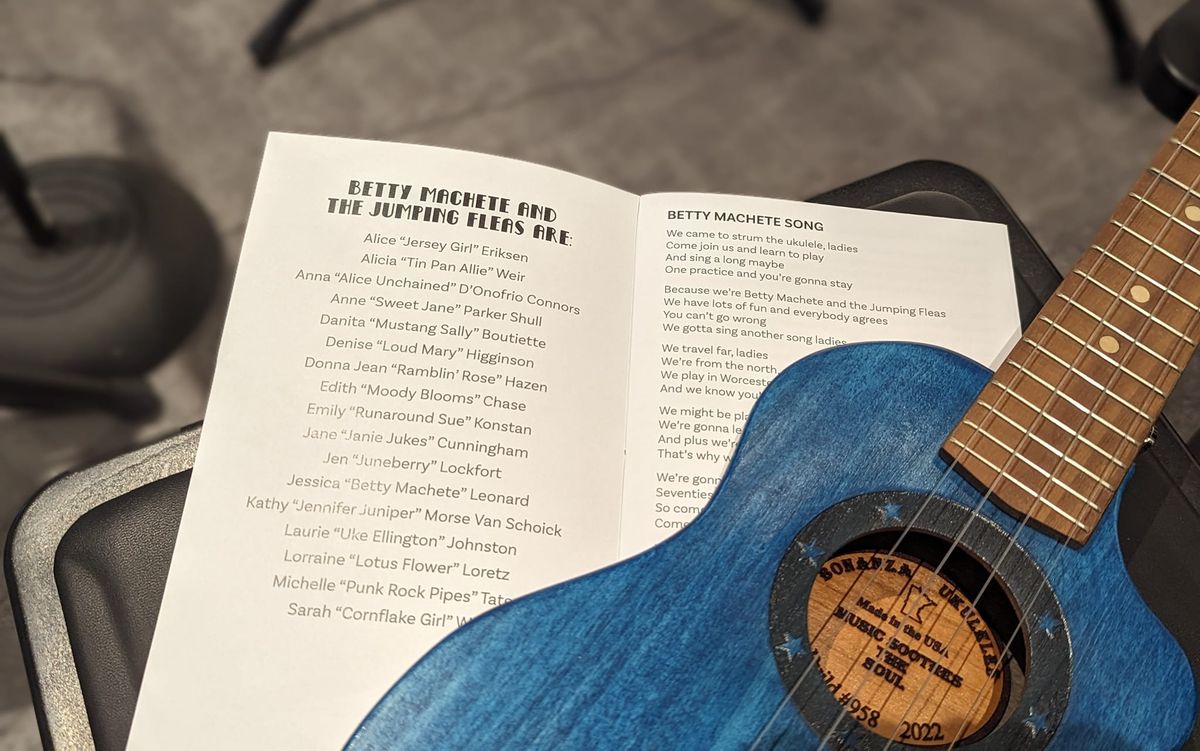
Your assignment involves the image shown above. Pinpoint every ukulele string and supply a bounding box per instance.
[745,461,966,749]
[755,109,1200,750]
[814,109,1200,749]
[932,112,1200,748]
[753,318,1067,744]
[877,111,1200,747]
[750,285,1081,745]
[879,109,1200,748]
[750,224,1118,750]
[747,315,1047,748]
[900,215,1200,750]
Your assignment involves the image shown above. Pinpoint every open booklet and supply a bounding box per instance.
[128,133,1020,749]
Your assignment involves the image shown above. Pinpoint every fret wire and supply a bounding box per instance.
[907,116,1200,743]
[1004,358,1092,416]
[1054,292,1183,371]
[1071,268,1197,344]
[1030,121,1200,526]
[988,379,1125,465]
[1063,126,1200,516]
[1088,244,1200,314]
[947,438,1090,531]
[950,115,1200,542]
[1015,147,1190,496]
[1019,336,1152,420]
[1002,355,1142,446]
[853,125,1200,736]
[1147,167,1200,202]
[1083,125,1200,509]
[962,418,1101,510]
[1035,497,1091,532]
[1129,191,1200,237]
[1100,129,1200,460]
[1169,136,1200,162]
[1037,315,1167,396]
[1110,220,1200,273]
[974,399,1115,490]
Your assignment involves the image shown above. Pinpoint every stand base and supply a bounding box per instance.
[0,157,220,378]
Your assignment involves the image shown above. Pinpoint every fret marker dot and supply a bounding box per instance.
[1130,285,1150,303]
[1099,335,1120,354]
[1187,206,1200,222]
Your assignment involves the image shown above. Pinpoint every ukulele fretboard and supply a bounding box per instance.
[944,100,1200,544]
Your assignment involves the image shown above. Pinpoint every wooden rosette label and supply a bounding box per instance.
[806,552,1008,746]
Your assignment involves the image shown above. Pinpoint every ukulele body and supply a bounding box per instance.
[347,342,1196,750]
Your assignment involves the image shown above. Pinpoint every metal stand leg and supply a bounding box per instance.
[1094,0,1139,84]
[249,0,316,69]
[0,133,56,247]
[791,0,827,25]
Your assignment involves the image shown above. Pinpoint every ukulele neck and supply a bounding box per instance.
[943,98,1200,544]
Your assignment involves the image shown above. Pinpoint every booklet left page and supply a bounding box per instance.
[128,134,641,749]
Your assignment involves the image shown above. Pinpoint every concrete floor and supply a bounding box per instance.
[0,0,1191,746]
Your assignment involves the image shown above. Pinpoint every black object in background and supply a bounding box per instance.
[790,0,827,25]
[0,366,156,421]
[1094,0,1141,84]
[249,0,315,68]
[1139,0,1200,120]
[0,135,57,248]
[248,0,415,69]
[0,133,221,419]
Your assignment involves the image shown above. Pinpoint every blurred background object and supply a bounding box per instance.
[0,0,1197,747]
[0,134,218,419]
[249,0,316,68]
[1095,0,1141,83]
[1139,0,1200,118]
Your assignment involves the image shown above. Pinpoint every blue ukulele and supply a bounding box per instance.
[346,107,1200,749]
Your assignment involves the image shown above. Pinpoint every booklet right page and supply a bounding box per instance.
[617,192,1022,557]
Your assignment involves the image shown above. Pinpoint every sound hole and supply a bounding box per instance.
[805,531,1026,747]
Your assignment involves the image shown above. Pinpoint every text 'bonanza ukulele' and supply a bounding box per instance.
[347,102,1200,749]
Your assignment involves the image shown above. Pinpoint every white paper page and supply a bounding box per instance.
[618,193,1021,556]
[129,134,640,749]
